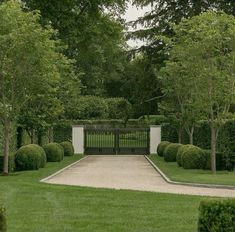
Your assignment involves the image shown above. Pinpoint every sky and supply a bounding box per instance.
[123,3,152,47]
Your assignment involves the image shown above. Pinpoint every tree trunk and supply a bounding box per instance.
[178,128,182,144]
[3,119,10,175]
[211,125,217,174]
[189,126,194,145]
[30,128,36,144]
[48,127,54,143]
[38,130,42,146]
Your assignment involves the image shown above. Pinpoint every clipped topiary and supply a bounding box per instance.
[157,141,171,157]
[0,205,6,232]
[181,145,207,169]
[57,143,64,160]
[31,144,47,168]
[176,144,192,167]
[15,144,41,171]
[163,143,182,162]
[60,141,74,156]
[43,143,64,162]
[198,200,235,232]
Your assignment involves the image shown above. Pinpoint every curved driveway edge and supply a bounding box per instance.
[145,155,235,190]
[41,155,235,198]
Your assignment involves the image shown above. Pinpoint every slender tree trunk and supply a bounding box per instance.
[189,126,194,145]
[30,128,35,144]
[178,128,182,144]
[38,130,42,146]
[3,118,10,175]
[211,125,217,174]
[48,127,54,143]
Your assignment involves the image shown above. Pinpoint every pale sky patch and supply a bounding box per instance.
[123,2,152,48]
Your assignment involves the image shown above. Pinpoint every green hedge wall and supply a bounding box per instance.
[198,200,235,232]
[53,118,162,143]
[0,155,15,172]
[161,123,178,143]
[162,119,235,169]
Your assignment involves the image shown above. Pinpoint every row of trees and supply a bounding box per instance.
[0,1,80,174]
[159,12,235,174]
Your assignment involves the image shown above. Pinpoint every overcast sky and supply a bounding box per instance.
[122,3,152,47]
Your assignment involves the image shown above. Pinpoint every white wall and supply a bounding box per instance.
[150,126,161,154]
[72,126,84,154]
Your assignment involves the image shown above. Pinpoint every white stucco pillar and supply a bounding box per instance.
[72,125,84,154]
[150,125,161,154]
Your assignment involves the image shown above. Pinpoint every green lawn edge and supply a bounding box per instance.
[148,154,235,186]
[0,154,217,232]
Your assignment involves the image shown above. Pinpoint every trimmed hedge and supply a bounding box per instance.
[162,119,235,169]
[0,205,6,232]
[176,144,193,167]
[163,143,182,162]
[203,150,227,171]
[105,98,132,120]
[15,144,41,171]
[31,144,47,168]
[198,200,235,232]
[181,145,207,169]
[43,143,64,162]
[60,142,74,156]
[0,155,15,172]
[157,141,171,157]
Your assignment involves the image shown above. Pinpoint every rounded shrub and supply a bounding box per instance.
[31,144,47,168]
[43,143,64,162]
[15,144,41,171]
[60,141,74,156]
[181,145,207,169]
[176,144,192,167]
[157,141,171,157]
[163,143,183,162]
[57,143,64,160]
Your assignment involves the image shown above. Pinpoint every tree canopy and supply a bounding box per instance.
[160,11,235,173]
[0,0,75,174]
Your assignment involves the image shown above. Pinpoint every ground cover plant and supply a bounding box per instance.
[0,155,216,232]
[149,155,235,186]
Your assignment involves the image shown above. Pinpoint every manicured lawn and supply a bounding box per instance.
[0,155,218,232]
[149,155,235,186]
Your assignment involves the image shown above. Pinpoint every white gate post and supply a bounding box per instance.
[150,125,161,154]
[72,125,84,154]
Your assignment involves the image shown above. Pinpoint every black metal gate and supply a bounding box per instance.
[84,128,150,155]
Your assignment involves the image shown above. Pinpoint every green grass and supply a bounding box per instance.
[0,155,219,232]
[149,155,235,186]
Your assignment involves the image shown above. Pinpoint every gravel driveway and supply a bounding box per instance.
[42,155,235,198]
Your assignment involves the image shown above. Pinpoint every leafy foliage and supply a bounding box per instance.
[105,98,132,121]
[0,1,71,173]
[21,0,127,95]
[198,200,235,232]
[181,145,207,169]
[15,144,41,171]
[60,142,74,156]
[163,143,182,162]
[65,96,109,120]
[160,12,235,173]
[30,144,47,168]
[43,143,64,162]
[157,141,170,157]
[176,145,192,167]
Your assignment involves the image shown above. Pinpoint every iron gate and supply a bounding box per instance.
[84,128,150,155]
